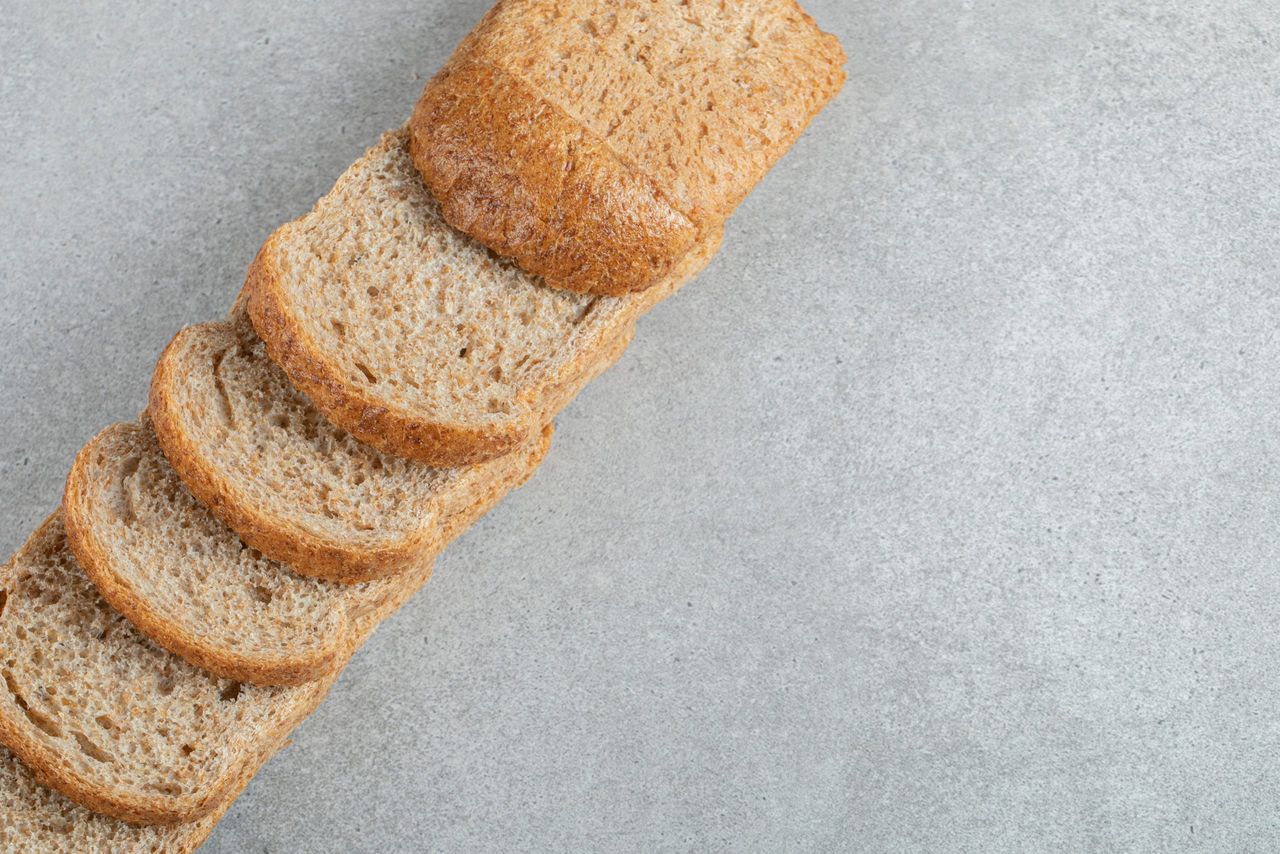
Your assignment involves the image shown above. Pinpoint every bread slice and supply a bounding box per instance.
[410,0,846,295]
[149,309,560,582]
[246,128,721,467]
[0,514,353,825]
[64,421,365,687]
[63,418,550,685]
[1,740,254,853]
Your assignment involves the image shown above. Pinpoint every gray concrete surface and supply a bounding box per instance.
[2,1,1278,851]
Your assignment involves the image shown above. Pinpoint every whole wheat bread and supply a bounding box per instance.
[0,514,351,825]
[149,310,559,582]
[410,0,845,295]
[0,739,258,853]
[63,419,550,685]
[1,424,548,829]
[246,128,721,467]
[0,3,843,843]
[65,421,372,686]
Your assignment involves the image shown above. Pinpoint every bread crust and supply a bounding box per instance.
[409,0,846,296]
[63,424,350,685]
[409,56,701,297]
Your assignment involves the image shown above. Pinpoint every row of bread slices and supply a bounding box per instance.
[0,0,848,843]
[0,130,722,850]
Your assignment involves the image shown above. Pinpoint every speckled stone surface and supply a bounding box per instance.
[2,1,1279,851]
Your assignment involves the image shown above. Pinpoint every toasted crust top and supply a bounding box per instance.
[411,0,846,295]
[410,56,700,297]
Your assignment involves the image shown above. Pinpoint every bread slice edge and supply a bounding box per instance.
[148,322,443,583]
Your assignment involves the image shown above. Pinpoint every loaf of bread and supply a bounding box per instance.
[411,0,846,295]
[0,0,845,845]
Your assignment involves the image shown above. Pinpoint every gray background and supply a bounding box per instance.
[1,1,1278,851]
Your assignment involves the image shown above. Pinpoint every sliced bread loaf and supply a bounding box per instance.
[0,514,344,825]
[410,0,845,295]
[246,128,721,467]
[149,310,558,582]
[63,419,551,684]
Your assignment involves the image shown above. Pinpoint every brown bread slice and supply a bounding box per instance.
[0,514,358,825]
[0,739,259,853]
[246,128,721,467]
[5,416,547,825]
[149,310,564,582]
[64,421,377,687]
[63,419,550,685]
[410,0,846,295]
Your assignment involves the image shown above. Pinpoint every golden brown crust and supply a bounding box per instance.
[409,56,701,297]
[62,427,349,686]
[410,1,845,296]
[148,327,437,584]
[244,236,531,468]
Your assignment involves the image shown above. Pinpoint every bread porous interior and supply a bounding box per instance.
[73,423,350,663]
[0,747,204,851]
[167,314,462,547]
[0,515,307,810]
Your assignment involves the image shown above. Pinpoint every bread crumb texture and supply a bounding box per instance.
[65,421,357,685]
[0,514,329,824]
[0,745,227,853]
[149,313,545,581]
